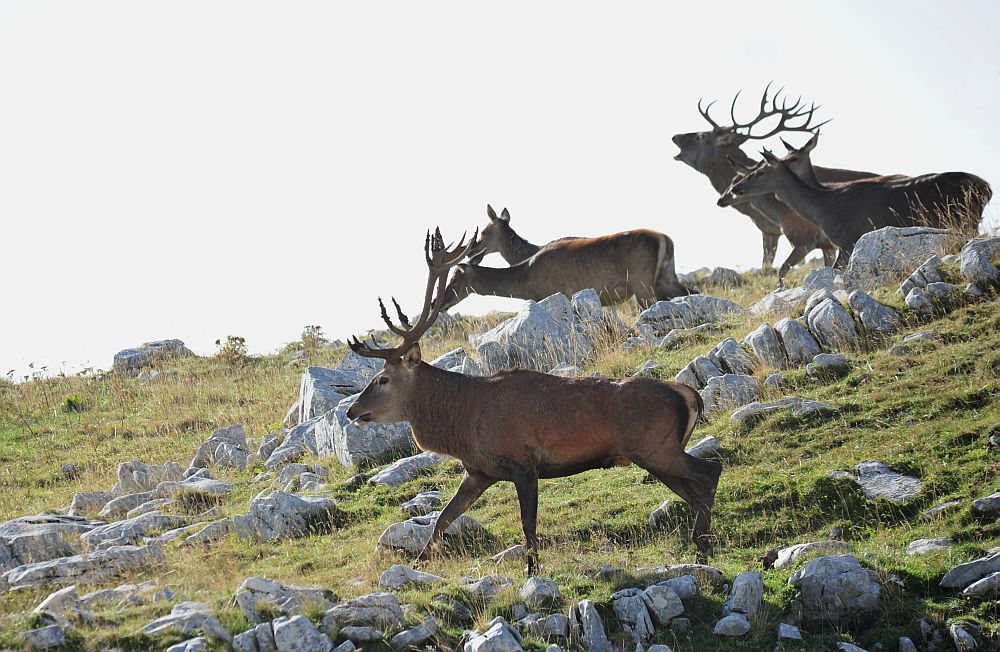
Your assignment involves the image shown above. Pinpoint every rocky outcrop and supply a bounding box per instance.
[789,555,880,623]
[233,491,339,542]
[847,227,957,289]
[112,339,194,373]
[315,395,414,468]
[235,576,337,624]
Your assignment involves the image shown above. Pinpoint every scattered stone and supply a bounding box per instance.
[972,490,1000,516]
[904,287,935,317]
[774,541,852,569]
[906,538,953,555]
[2,544,164,591]
[379,564,445,591]
[166,637,208,652]
[806,352,850,378]
[233,491,339,542]
[751,286,811,316]
[731,397,834,424]
[686,436,721,459]
[899,255,943,296]
[82,511,186,549]
[847,226,957,289]
[764,372,785,388]
[774,317,822,366]
[113,459,184,494]
[549,364,582,377]
[188,424,251,471]
[724,571,763,616]
[699,374,759,417]
[959,236,1000,288]
[648,500,679,529]
[949,623,978,650]
[19,625,67,650]
[390,615,437,651]
[465,618,523,652]
[315,394,414,468]
[836,644,868,652]
[461,575,514,602]
[708,338,756,375]
[744,323,787,369]
[777,623,802,642]
[962,571,1000,597]
[113,339,194,373]
[401,491,444,517]
[339,626,382,642]
[0,514,101,571]
[377,511,483,554]
[848,289,903,336]
[126,498,174,519]
[713,613,750,637]
[805,296,859,350]
[322,592,404,635]
[67,492,112,518]
[493,544,526,564]
[789,555,880,622]
[143,601,231,644]
[273,614,333,652]
[803,266,855,292]
[641,584,684,624]
[369,452,447,487]
[612,588,654,643]
[152,476,234,501]
[898,636,918,652]
[924,500,963,520]
[634,359,659,377]
[652,574,698,601]
[637,295,745,337]
[849,461,922,503]
[80,580,172,606]
[940,551,1000,589]
[651,564,725,586]
[276,463,329,487]
[673,356,722,390]
[574,599,612,652]
[235,576,337,624]
[520,577,561,609]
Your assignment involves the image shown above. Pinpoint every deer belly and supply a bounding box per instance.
[538,455,631,478]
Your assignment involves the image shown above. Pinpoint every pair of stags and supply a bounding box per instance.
[347,229,720,575]
[674,84,991,285]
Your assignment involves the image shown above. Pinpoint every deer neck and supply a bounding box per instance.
[465,263,532,299]
[702,148,756,194]
[499,231,540,265]
[404,364,477,456]
[768,167,839,233]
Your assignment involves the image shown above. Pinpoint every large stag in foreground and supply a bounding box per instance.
[468,204,579,265]
[346,229,721,574]
[443,218,688,310]
[718,140,991,261]
[672,84,883,285]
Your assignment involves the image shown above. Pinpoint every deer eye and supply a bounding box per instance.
[378,376,389,385]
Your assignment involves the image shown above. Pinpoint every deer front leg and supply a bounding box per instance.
[513,472,540,576]
[761,232,779,270]
[416,471,494,562]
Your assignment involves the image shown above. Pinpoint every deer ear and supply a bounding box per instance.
[802,132,820,153]
[486,204,498,221]
[760,149,780,164]
[780,137,796,154]
[402,343,422,368]
[499,208,510,222]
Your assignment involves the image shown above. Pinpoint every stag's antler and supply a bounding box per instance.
[697,98,721,129]
[349,227,479,360]
[729,81,830,140]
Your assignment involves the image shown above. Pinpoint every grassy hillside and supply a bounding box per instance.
[1,266,998,651]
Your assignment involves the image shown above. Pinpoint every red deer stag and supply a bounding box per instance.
[345,228,722,575]
[718,140,991,262]
[442,223,688,311]
[672,84,883,285]
[467,204,580,266]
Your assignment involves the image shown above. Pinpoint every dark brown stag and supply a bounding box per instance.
[672,84,883,285]
[718,140,991,261]
[345,229,722,574]
[443,222,688,310]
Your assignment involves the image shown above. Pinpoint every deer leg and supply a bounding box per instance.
[821,246,838,268]
[513,473,540,576]
[832,247,851,269]
[777,245,808,289]
[416,471,494,561]
[761,232,779,270]
[641,455,721,563]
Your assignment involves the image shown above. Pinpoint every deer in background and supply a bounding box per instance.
[718,139,991,263]
[442,223,689,311]
[672,84,883,286]
[346,228,722,574]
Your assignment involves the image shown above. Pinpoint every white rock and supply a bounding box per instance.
[233,491,339,542]
[321,592,404,634]
[699,374,759,417]
[789,555,880,622]
[731,397,834,424]
[519,577,561,609]
[641,584,684,624]
[847,226,957,289]
[751,286,811,316]
[685,436,721,459]
[369,452,447,486]
[949,623,978,650]
[574,599,612,652]
[972,490,1000,516]
[377,511,483,554]
[2,544,165,591]
[778,623,802,642]
[774,317,821,366]
[962,571,1000,597]
[774,540,851,569]
[315,395,414,468]
[848,289,903,336]
[379,564,445,590]
[805,297,858,350]
[637,295,745,334]
[713,613,750,637]
[906,537,953,555]
[112,339,194,373]
[272,614,333,652]
[143,601,231,643]
[744,323,788,369]
[940,551,1000,589]
[235,576,337,624]
[959,236,1000,288]
[724,571,762,616]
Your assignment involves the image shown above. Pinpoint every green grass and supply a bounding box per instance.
[1,266,998,650]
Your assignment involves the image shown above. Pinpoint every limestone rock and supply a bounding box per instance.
[401,491,443,517]
[708,338,756,375]
[573,599,612,652]
[379,564,445,591]
[686,436,721,459]
[673,356,722,390]
[699,374,759,417]
[731,397,834,424]
[847,227,957,289]
[899,255,943,296]
[853,461,922,503]
[806,352,850,378]
[19,625,67,650]
[751,286,811,317]
[789,555,880,622]
[235,576,336,624]
[774,541,851,569]
[142,601,231,643]
[612,589,654,643]
[377,511,483,554]
[637,295,745,335]
[724,571,762,616]
[848,290,903,337]
[81,511,186,549]
[272,614,333,652]
[805,296,858,350]
[315,395,414,468]
[233,491,339,542]
[390,615,437,651]
[113,339,194,373]
[2,544,165,591]
[651,574,698,601]
[1,514,100,572]
[322,592,404,635]
[949,624,978,650]
[774,317,821,366]
[67,492,112,519]
[464,619,523,652]
[369,452,447,486]
[959,236,1000,288]
[743,323,787,369]
[714,612,751,637]
[641,584,684,624]
[519,577,561,609]
[962,571,1000,597]
[972,490,1000,516]
[113,459,184,495]
[461,575,514,602]
[906,538,953,555]
[940,551,1000,589]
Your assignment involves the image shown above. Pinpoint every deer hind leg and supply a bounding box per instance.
[639,453,722,563]
[821,246,838,268]
[416,471,494,562]
[512,472,540,576]
[777,245,808,289]
[761,232,779,270]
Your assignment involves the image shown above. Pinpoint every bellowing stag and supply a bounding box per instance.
[443,217,688,310]
[718,139,991,261]
[345,229,722,575]
[672,84,883,285]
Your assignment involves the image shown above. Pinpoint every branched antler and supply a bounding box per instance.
[728,81,830,140]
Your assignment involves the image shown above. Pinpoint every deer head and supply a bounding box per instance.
[779,132,822,185]
[345,228,477,424]
[717,149,792,207]
[467,204,512,264]
[672,82,827,174]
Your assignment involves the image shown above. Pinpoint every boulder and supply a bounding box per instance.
[806,352,850,378]
[81,511,186,549]
[464,619,523,652]
[848,290,903,337]
[112,460,184,495]
[573,599,612,652]
[67,492,113,518]
[611,588,654,643]
[430,347,471,371]
[778,623,802,642]
[686,436,721,459]
[674,356,722,390]
[112,339,194,373]
[774,540,851,569]
[713,613,750,637]
[80,580,172,606]
[152,476,234,501]
[789,555,880,622]
[235,576,337,624]
[743,323,787,369]
[476,293,592,373]
[233,491,339,542]
[379,564,445,591]
[19,625,67,649]
[750,286,811,317]
[2,543,164,591]
[377,511,483,554]
[940,551,1000,589]
[962,571,1000,597]
[731,397,835,424]
[973,490,1000,516]
[904,287,935,317]
[851,461,922,503]
[1,514,100,571]
[724,571,763,616]
[651,575,698,601]
[315,395,414,467]
[519,577,561,609]
[188,424,251,471]
[461,575,515,602]
[369,452,447,486]
[959,236,1000,288]
[699,374,759,417]
[805,296,858,350]
[641,584,684,624]
[390,615,437,651]
[650,564,725,586]
[322,592,404,635]
[773,318,821,366]
[637,295,745,335]
[401,491,443,517]
[803,267,855,292]
[492,544,526,564]
[142,601,231,643]
[847,227,957,289]
[949,624,978,651]
[708,338,756,375]
[166,637,208,652]
[899,255,944,296]
[272,614,333,652]
[906,538,953,555]
[924,500,963,520]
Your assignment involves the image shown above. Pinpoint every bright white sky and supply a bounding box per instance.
[2,1,998,378]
